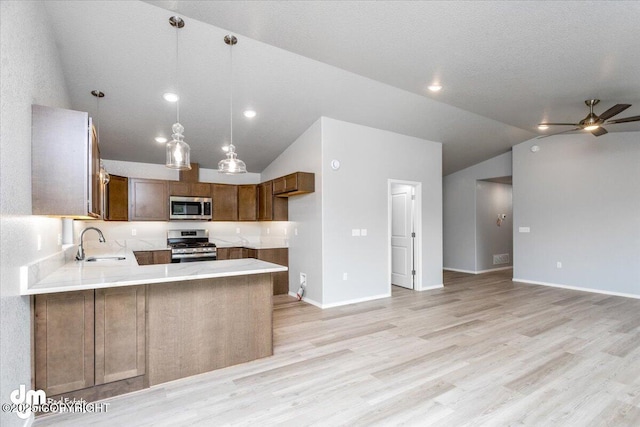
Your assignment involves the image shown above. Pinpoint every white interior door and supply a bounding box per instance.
[391,184,414,289]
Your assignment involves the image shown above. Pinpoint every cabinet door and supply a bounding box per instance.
[256,248,289,295]
[31,105,95,217]
[212,184,238,221]
[169,182,191,197]
[34,290,95,395]
[105,175,128,221]
[273,196,288,221]
[89,125,102,218]
[129,178,168,221]
[191,183,211,198]
[216,248,229,260]
[257,182,273,221]
[95,286,146,385]
[228,247,244,259]
[152,250,172,265]
[134,251,153,266]
[238,185,257,221]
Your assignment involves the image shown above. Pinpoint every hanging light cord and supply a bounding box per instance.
[175,22,180,124]
[229,37,233,147]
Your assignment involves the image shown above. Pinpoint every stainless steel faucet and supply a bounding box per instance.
[75,227,106,261]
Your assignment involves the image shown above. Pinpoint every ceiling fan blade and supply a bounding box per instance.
[598,104,631,121]
[606,115,640,124]
[591,127,608,137]
[538,122,577,126]
[536,128,581,139]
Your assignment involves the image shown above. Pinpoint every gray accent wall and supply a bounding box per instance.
[475,181,513,271]
[1,2,71,425]
[261,117,442,307]
[513,132,640,296]
[443,152,512,272]
[261,119,324,303]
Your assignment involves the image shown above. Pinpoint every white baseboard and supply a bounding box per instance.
[289,291,391,309]
[321,293,390,309]
[512,278,640,300]
[416,284,444,291]
[444,266,512,275]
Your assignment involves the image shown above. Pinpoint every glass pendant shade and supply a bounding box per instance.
[218,144,246,174]
[166,122,191,170]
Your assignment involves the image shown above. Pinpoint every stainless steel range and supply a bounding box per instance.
[167,229,217,263]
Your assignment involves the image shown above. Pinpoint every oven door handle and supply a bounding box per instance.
[172,253,217,259]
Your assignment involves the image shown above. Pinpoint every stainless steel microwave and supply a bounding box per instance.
[169,196,212,220]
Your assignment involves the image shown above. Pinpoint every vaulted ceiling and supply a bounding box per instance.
[44,1,640,175]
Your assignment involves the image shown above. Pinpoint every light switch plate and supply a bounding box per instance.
[361,229,367,236]
[518,227,530,233]
[352,229,361,236]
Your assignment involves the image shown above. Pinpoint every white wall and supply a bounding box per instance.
[513,132,640,296]
[103,159,261,184]
[475,182,513,271]
[321,118,442,306]
[0,2,70,425]
[261,120,323,302]
[443,152,512,272]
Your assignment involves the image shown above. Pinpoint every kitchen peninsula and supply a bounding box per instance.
[23,250,287,402]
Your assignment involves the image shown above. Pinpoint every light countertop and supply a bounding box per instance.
[22,248,287,295]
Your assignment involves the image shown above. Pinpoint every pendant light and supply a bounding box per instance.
[218,35,247,174]
[91,90,110,185]
[165,16,191,170]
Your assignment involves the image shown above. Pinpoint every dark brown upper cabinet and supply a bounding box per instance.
[238,184,258,221]
[104,175,128,221]
[211,184,238,221]
[273,172,315,197]
[128,178,168,221]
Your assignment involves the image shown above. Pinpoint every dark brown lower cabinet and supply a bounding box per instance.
[255,248,289,295]
[134,250,171,266]
[34,287,146,398]
[34,290,95,395]
[95,286,146,385]
[217,247,248,260]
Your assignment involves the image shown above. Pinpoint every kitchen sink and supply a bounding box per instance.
[85,256,127,262]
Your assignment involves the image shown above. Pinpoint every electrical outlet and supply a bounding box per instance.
[266,228,270,235]
[236,227,240,234]
[343,272,348,281]
[352,229,360,237]
[284,228,288,235]
[37,235,42,251]
[57,233,62,246]
[294,228,298,236]
[131,228,137,236]
[300,273,306,285]
[361,229,367,236]
[557,261,562,269]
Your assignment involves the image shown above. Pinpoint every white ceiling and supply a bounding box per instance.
[44,1,640,175]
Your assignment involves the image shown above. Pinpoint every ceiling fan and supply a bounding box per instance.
[537,99,640,139]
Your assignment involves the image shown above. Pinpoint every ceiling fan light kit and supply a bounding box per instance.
[537,99,639,139]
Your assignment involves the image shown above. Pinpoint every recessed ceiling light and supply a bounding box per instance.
[537,125,549,130]
[163,92,179,102]
[428,84,443,92]
[155,136,168,143]
[243,110,257,118]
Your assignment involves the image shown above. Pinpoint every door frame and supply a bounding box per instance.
[388,179,423,292]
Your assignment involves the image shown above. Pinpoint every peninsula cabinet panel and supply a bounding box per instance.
[129,178,168,221]
[237,184,258,221]
[34,290,95,395]
[146,275,273,386]
[212,184,238,221]
[104,175,128,221]
[95,286,146,385]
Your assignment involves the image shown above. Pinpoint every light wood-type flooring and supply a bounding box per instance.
[36,269,640,426]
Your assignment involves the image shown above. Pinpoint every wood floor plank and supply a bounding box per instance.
[35,269,640,426]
